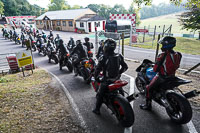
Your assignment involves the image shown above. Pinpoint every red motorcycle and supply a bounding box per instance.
[91,74,136,127]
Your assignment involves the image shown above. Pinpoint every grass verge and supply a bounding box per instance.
[123,37,200,55]
[0,69,85,133]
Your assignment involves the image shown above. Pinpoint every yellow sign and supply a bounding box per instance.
[16,50,33,68]
[22,53,26,57]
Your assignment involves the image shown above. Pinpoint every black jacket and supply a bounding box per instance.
[56,43,68,55]
[95,52,128,81]
[71,44,88,59]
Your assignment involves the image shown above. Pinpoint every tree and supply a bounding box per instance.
[0,0,4,15]
[128,2,141,26]
[179,6,200,39]
[133,0,200,8]
[71,5,83,9]
[48,0,70,11]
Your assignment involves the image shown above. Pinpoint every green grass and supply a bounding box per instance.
[139,12,196,34]
[123,37,200,55]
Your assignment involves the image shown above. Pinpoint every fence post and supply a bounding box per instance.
[162,25,165,37]
[122,33,124,56]
[143,26,146,43]
[153,25,157,40]
[155,34,161,62]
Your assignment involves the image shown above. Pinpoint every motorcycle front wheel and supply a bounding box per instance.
[66,60,73,72]
[166,92,192,124]
[113,95,135,127]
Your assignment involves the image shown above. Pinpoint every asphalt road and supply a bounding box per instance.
[0,31,199,133]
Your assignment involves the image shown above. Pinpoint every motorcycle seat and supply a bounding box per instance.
[108,80,128,91]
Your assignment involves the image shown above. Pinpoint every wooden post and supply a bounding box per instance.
[143,26,146,43]
[153,25,157,40]
[162,25,165,37]
[155,34,161,62]
[122,33,124,56]
[22,67,25,77]
[184,63,200,75]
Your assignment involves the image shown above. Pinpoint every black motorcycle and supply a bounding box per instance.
[47,43,58,64]
[91,74,136,127]
[72,54,92,84]
[59,53,73,72]
[135,59,200,124]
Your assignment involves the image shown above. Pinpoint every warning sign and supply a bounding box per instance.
[16,50,33,67]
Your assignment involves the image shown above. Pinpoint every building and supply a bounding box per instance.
[35,8,105,32]
[76,14,106,33]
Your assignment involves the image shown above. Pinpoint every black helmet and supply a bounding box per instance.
[76,40,82,45]
[84,37,89,42]
[103,38,116,53]
[158,36,176,50]
[59,39,63,44]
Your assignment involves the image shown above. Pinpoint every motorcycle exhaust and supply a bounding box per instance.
[127,93,139,102]
[184,90,200,99]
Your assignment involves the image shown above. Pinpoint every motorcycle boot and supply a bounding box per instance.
[140,99,152,110]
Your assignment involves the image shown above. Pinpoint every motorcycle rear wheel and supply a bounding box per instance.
[113,95,135,127]
[135,77,145,94]
[166,92,192,124]
[66,60,73,72]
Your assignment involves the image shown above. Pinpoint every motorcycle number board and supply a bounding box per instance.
[16,50,33,67]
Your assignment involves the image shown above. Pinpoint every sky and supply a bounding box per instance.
[28,0,169,9]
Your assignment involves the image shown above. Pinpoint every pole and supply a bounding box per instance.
[122,33,124,56]
[162,25,165,37]
[22,67,25,77]
[95,29,98,54]
[130,26,133,46]
[143,26,146,43]
[29,36,35,69]
[155,34,161,62]
[118,33,120,54]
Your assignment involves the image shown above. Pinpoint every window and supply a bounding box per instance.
[95,22,100,27]
[36,21,39,25]
[40,21,43,24]
[63,21,66,26]
[57,21,61,26]
[68,21,73,27]
[80,22,84,27]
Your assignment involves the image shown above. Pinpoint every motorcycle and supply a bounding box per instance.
[72,54,92,84]
[37,43,47,56]
[47,43,59,64]
[15,36,21,45]
[59,53,73,72]
[135,59,200,124]
[91,74,136,127]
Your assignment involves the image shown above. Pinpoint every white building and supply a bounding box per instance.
[75,15,106,33]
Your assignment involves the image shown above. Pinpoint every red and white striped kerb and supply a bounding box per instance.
[109,14,136,27]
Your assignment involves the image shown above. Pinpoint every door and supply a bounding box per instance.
[88,22,91,32]
[103,21,105,31]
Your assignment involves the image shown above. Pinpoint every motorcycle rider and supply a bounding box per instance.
[36,34,44,50]
[96,40,104,59]
[92,38,128,115]
[54,34,61,47]
[47,39,56,63]
[83,37,93,52]
[56,39,68,70]
[13,30,18,42]
[140,36,182,110]
[48,30,54,40]
[70,40,88,75]
[67,37,76,52]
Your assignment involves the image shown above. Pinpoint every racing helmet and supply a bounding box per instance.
[158,36,176,50]
[84,37,89,42]
[103,38,116,53]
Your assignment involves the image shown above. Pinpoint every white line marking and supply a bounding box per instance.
[187,121,198,133]
[123,73,135,133]
[42,68,87,129]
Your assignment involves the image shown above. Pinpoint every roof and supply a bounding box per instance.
[36,8,96,20]
[76,15,106,22]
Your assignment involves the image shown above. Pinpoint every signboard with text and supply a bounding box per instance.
[16,50,33,68]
